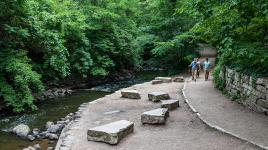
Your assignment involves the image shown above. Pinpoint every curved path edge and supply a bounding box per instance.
[182,80,268,150]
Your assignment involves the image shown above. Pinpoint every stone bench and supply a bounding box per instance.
[141,108,169,124]
[121,90,141,99]
[151,80,163,85]
[155,77,172,83]
[148,92,170,102]
[173,76,184,82]
[87,120,134,145]
[161,99,180,110]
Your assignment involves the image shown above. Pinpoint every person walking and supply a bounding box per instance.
[189,58,198,81]
[203,58,211,81]
[196,58,201,78]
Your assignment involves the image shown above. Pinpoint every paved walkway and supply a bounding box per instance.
[56,80,260,150]
[184,75,268,149]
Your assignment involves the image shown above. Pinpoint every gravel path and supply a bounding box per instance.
[184,76,268,149]
[56,81,260,150]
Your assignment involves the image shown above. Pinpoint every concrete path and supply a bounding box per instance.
[184,75,268,149]
[56,80,260,150]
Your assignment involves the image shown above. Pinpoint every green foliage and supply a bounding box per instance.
[1,0,267,112]
[136,0,198,70]
[0,0,141,112]
[212,65,225,91]
[0,50,44,113]
[179,0,268,83]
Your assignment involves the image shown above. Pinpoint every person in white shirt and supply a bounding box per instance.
[203,58,211,80]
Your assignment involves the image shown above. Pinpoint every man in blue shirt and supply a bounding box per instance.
[189,58,198,81]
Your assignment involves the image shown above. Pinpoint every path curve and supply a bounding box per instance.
[183,44,268,150]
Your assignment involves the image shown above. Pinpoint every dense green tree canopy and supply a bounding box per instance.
[0,0,267,112]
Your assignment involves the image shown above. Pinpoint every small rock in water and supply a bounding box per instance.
[12,124,30,138]
[148,92,170,102]
[161,99,180,110]
[47,147,54,150]
[33,144,41,150]
[121,90,141,99]
[87,120,134,145]
[46,121,54,129]
[32,128,40,136]
[49,140,55,144]
[27,146,35,150]
[27,135,35,141]
[48,133,59,140]
[141,108,169,124]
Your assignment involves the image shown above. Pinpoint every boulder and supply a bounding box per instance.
[148,92,170,102]
[141,108,169,125]
[151,80,163,85]
[47,133,59,140]
[121,90,141,99]
[161,99,180,110]
[47,124,60,133]
[33,144,41,150]
[173,76,184,82]
[12,124,30,138]
[155,77,172,83]
[46,121,54,129]
[47,147,54,150]
[87,120,134,145]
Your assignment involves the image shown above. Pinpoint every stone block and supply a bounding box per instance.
[141,108,169,124]
[155,77,172,83]
[87,120,134,145]
[161,99,180,110]
[151,80,163,85]
[173,76,184,82]
[121,90,141,99]
[148,92,170,102]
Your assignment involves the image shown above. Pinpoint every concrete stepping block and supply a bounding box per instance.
[148,92,170,102]
[121,90,141,99]
[155,77,172,83]
[173,76,185,82]
[87,120,134,145]
[161,99,180,110]
[141,108,169,125]
[151,80,163,85]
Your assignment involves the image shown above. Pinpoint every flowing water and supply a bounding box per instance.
[0,71,168,150]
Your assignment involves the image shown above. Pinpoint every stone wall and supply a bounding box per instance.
[220,67,268,114]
